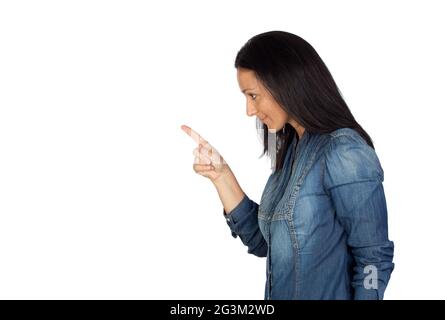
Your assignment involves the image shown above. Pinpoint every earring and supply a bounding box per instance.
[283,126,286,134]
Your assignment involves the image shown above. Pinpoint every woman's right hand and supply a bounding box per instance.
[181,124,231,183]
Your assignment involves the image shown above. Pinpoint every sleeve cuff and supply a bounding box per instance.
[222,194,254,238]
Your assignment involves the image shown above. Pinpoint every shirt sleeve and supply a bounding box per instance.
[223,194,268,258]
[323,134,395,300]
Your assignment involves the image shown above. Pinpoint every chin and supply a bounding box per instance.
[266,122,287,134]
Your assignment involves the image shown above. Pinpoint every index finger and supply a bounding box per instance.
[181,124,210,147]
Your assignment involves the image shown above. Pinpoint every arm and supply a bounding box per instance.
[213,171,268,258]
[323,134,395,300]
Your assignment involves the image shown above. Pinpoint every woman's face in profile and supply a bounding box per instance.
[237,67,289,132]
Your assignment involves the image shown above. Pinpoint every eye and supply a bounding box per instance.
[249,94,257,101]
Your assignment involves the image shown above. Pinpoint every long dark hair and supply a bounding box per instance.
[234,31,374,172]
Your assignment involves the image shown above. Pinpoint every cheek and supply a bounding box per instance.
[261,105,275,119]
[273,106,288,121]
[259,102,272,117]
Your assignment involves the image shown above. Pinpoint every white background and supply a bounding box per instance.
[1,0,444,299]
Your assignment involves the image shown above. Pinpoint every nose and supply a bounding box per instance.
[246,103,258,117]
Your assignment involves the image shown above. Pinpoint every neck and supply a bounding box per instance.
[288,120,305,139]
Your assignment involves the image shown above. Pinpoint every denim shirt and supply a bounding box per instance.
[223,128,395,300]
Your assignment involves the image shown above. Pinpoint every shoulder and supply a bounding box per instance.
[326,128,378,160]
[323,128,384,187]
[328,127,364,141]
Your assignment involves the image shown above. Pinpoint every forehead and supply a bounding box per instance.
[237,68,259,89]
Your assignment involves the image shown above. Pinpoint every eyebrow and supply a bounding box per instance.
[242,88,255,93]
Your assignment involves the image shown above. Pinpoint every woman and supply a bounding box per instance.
[181,31,394,300]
